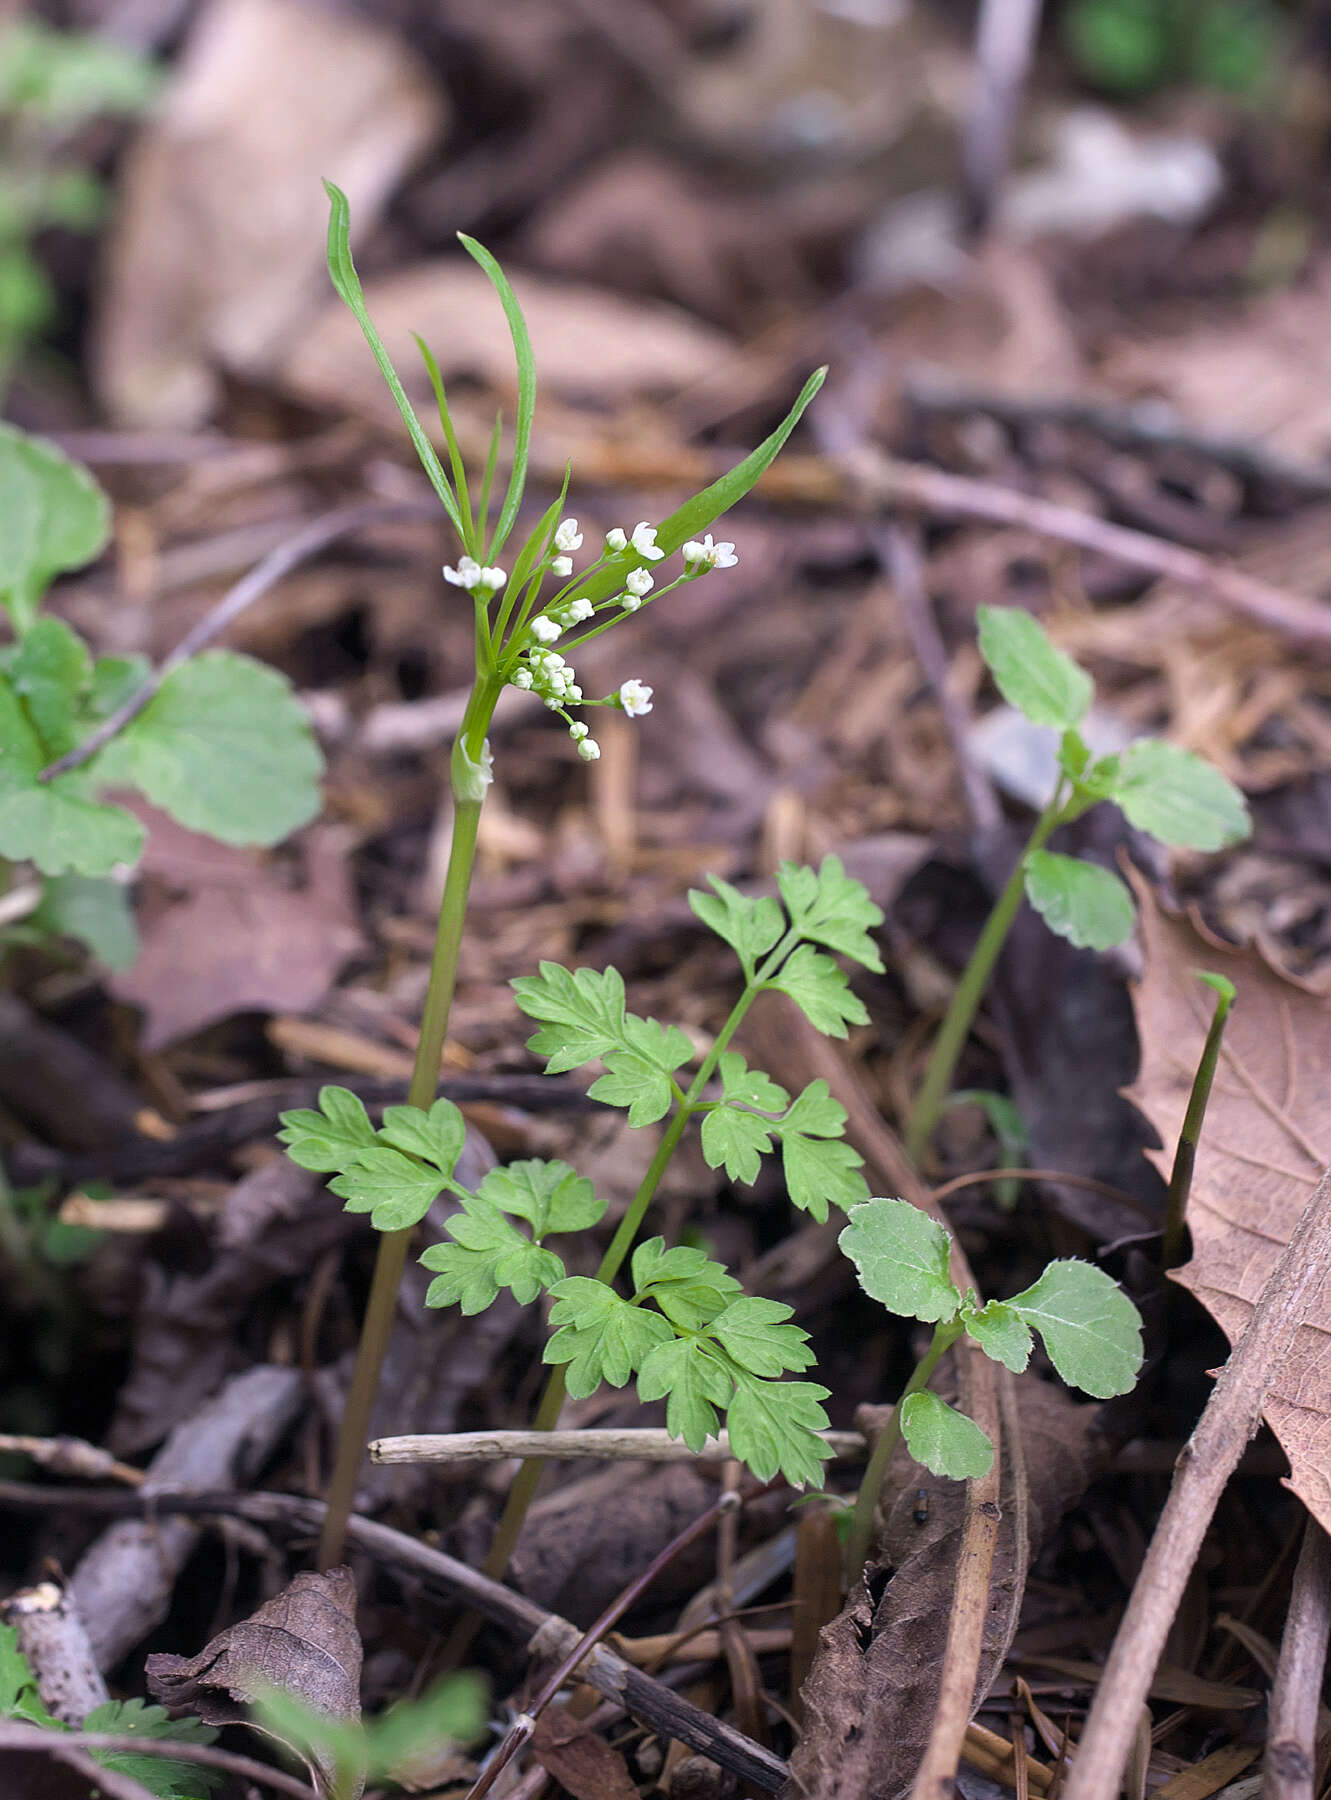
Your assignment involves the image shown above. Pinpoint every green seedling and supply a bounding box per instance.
[298,181,824,1568]
[0,1621,220,1798]
[283,856,882,1510]
[838,1196,1144,1578]
[904,604,1249,1163]
[0,422,323,970]
[1161,970,1236,1269]
[0,19,159,394]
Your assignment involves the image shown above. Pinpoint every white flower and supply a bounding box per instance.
[629,521,664,561]
[551,555,573,579]
[564,597,594,624]
[682,534,737,571]
[619,679,653,718]
[555,518,583,553]
[478,565,507,591]
[565,684,583,702]
[443,555,483,589]
[606,527,628,551]
[578,737,601,761]
[625,568,654,598]
[512,667,533,690]
[569,720,589,741]
[620,594,641,613]
[530,616,561,645]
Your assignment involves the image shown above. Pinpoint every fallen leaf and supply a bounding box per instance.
[111,809,363,1050]
[146,1567,362,1795]
[531,1706,639,1800]
[787,1378,1110,1800]
[94,0,444,426]
[1125,879,1331,1530]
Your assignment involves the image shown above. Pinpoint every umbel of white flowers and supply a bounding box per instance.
[487,518,737,763]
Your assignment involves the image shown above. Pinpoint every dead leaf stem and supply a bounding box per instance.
[1062,1162,1331,1800]
[1262,1518,1331,1800]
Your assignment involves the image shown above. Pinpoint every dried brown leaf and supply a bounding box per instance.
[531,1706,639,1800]
[1125,880,1331,1530]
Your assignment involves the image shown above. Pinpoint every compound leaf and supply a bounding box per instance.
[330,1146,444,1231]
[1024,850,1135,951]
[779,1132,868,1221]
[277,1085,376,1173]
[900,1390,994,1480]
[766,943,868,1038]
[725,1373,832,1488]
[637,1336,733,1451]
[839,1197,960,1323]
[976,605,1093,731]
[94,650,322,846]
[717,1051,789,1114]
[544,1278,672,1396]
[512,961,626,1073]
[83,1697,222,1798]
[777,855,884,971]
[476,1157,604,1237]
[1006,1259,1144,1398]
[1113,739,1251,851]
[588,1012,693,1124]
[377,1098,466,1178]
[688,874,783,980]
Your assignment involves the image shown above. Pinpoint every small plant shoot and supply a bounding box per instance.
[838,1196,1144,1576]
[0,423,323,971]
[282,854,883,1492]
[290,186,827,1566]
[905,604,1249,1161]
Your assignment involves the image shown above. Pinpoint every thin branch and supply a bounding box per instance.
[0,1720,314,1798]
[839,442,1331,649]
[370,1427,865,1466]
[1263,1517,1331,1800]
[1062,1163,1331,1800]
[39,501,429,781]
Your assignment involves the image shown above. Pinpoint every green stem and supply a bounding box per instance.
[318,674,500,1570]
[844,1320,960,1583]
[1161,975,1235,1270]
[479,971,768,1589]
[904,789,1065,1167]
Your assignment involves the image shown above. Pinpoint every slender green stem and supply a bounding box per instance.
[904,789,1066,1166]
[844,1320,960,1583]
[1161,974,1235,1269]
[318,675,499,1569]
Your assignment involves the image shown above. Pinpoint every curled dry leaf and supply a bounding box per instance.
[1126,878,1331,1530]
[147,1567,362,1796]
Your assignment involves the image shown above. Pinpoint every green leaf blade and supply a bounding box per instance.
[0,423,110,632]
[709,1295,814,1377]
[543,1278,672,1396]
[976,605,1093,730]
[780,1132,868,1221]
[1113,739,1251,851]
[725,1373,832,1488]
[839,1197,960,1323]
[512,961,626,1073]
[476,1158,604,1236]
[637,1336,733,1452]
[899,1390,994,1480]
[330,1146,445,1231]
[421,1197,563,1312]
[459,233,536,557]
[960,1298,1033,1373]
[1006,1260,1144,1398]
[377,1098,467,1177]
[777,855,884,971]
[1024,851,1135,951]
[0,780,144,877]
[701,1104,773,1185]
[688,876,784,980]
[766,943,868,1038]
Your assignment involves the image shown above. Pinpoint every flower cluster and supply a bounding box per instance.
[682,534,737,572]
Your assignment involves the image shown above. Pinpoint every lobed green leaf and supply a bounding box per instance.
[636,1336,733,1451]
[630,1236,740,1330]
[709,1295,815,1377]
[330,1146,445,1231]
[0,778,143,877]
[421,1196,564,1312]
[959,1297,1033,1372]
[899,1390,994,1480]
[476,1157,604,1237]
[10,615,89,757]
[377,1098,466,1178]
[717,1052,789,1114]
[1006,1259,1144,1398]
[512,961,626,1073]
[1024,850,1135,951]
[701,1104,773,1186]
[544,1277,672,1396]
[839,1197,960,1323]
[777,855,884,971]
[976,605,1093,731]
[725,1372,833,1488]
[779,1132,868,1221]
[0,422,109,633]
[688,875,784,981]
[277,1085,376,1172]
[765,943,868,1038]
[83,1697,222,1798]
[1112,739,1251,851]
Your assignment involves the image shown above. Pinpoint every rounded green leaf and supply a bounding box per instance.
[0,781,143,877]
[1024,851,1135,951]
[1005,1259,1144,1398]
[838,1197,960,1323]
[900,1390,994,1480]
[96,650,323,845]
[977,605,1093,730]
[1112,739,1250,851]
[0,423,110,631]
[960,1299,1033,1373]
